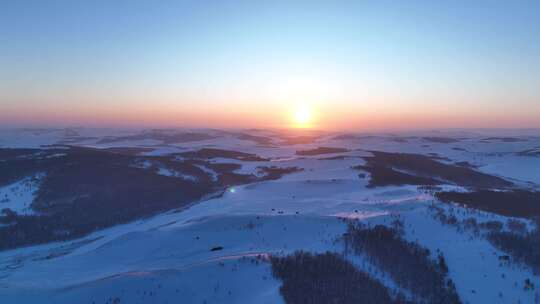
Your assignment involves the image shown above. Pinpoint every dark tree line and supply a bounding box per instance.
[354,164,441,188]
[296,147,349,156]
[429,202,540,278]
[488,223,540,275]
[270,251,410,304]
[177,148,268,161]
[436,190,540,219]
[0,148,212,250]
[344,223,461,304]
[358,151,512,188]
[96,130,218,145]
[0,146,295,251]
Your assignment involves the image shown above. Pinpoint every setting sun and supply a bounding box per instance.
[292,104,313,128]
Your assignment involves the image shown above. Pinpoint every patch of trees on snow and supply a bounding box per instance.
[436,190,540,219]
[269,221,461,304]
[270,251,410,304]
[295,147,349,156]
[0,147,298,251]
[429,203,540,292]
[356,151,512,188]
[343,222,461,304]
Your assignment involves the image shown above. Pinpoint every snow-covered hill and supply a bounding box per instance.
[1,128,540,303]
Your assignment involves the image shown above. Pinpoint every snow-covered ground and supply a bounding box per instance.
[0,173,44,216]
[1,128,539,303]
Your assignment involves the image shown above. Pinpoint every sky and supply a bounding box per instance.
[1,0,539,130]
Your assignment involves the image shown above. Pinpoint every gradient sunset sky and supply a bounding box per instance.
[1,0,539,130]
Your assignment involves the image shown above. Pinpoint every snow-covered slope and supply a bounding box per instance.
[1,128,539,303]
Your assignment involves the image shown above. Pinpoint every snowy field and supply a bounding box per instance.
[1,128,539,303]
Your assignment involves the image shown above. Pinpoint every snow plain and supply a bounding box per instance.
[1,128,540,303]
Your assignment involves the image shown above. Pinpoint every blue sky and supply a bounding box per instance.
[1,0,539,129]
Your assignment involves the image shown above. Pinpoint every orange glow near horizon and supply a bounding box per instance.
[2,95,540,131]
